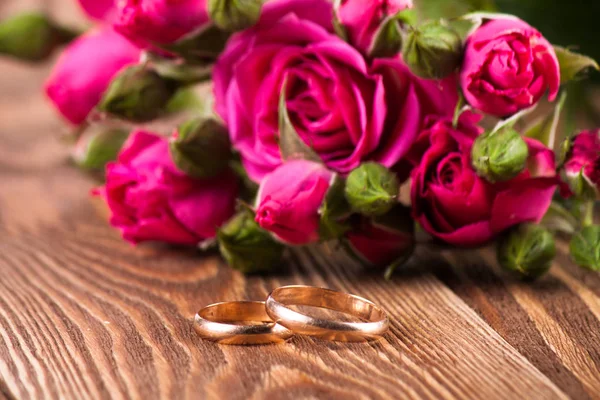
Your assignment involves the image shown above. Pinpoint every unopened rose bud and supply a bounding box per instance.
[218,212,285,273]
[497,224,556,279]
[208,0,263,32]
[72,128,129,171]
[0,13,76,62]
[402,20,462,79]
[345,162,399,217]
[570,225,600,271]
[560,129,600,200]
[255,160,335,245]
[346,204,415,268]
[98,65,178,123]
[169,118,232,179]
[472,127,529,183]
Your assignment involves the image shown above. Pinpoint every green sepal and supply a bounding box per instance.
[319,174,351,241]
[208,0,263,32]
[217,211,285,274]
[278,79,322,163]
[569,225,600,271]
[554,46,599,85]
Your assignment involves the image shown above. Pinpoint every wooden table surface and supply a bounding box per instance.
[1,2,600,400]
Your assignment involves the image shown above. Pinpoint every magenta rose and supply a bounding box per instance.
[255,160,334,245]
[460,17,560,118]
[95,130,238,245]
[411,114,557,247]
[561,129,600,198]
[214,0,457,182]
[45,27,141,125]
[346,215,414,267]
[337,0,413,55]
[77,0,116,21]
[114,0,209,44]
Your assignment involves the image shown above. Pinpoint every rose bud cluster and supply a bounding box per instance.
[5,0,596,279]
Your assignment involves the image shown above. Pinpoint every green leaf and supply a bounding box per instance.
[554,46,599,85]
[524,91,567,149]
[278,79,322,163]
[569,225,600,271]
[149,53,212,85]
[332,12,348,41]
[319,174,351,241]
[160,24,230,64]
[208,0,263,32]
[368,15,403,59]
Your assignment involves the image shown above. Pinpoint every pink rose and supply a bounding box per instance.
[96,130,238,245]
[561,129,600,198]
[411,115,557,247]
[214,0,457,182]
[337,0,413,54]
[460,17,560,117]
[114,0,209,44]
[346,213,414,267]
[77,0,117,21]
[45,28,141,125]
[255,160,334,245]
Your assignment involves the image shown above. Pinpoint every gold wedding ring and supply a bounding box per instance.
[193,301,293,345]
[265,285,389,342]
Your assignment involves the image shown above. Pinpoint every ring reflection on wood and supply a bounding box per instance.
[266,285,389,342]
[194,301,293,345]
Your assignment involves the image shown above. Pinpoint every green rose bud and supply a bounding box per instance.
[98,65,179,123]
[72,127,129,171]
[169,118,232,179]
[569,225,600,271]
[472,127,529,183]
[217,212,285,273]
[0,13,77,62]
[345,162,399,217]
[497,224,556,279]
[402,20,462,79]
[208,0,263,32]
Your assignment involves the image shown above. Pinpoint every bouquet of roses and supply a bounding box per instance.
[2,0,600,279]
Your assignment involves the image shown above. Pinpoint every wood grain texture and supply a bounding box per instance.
[1,2,600,399]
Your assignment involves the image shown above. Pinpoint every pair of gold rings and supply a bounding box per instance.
[193,285,389,344]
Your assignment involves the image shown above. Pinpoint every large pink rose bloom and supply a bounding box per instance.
[255,160,334,245]
[460,17,560,118]
[96,130,238,245]
[411,114,557,247]
[337,0,413,54]
[214,0,456,182]
[45,28,141,125]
